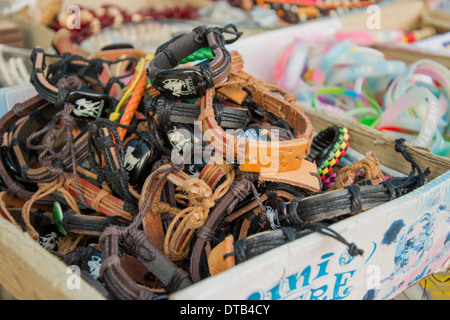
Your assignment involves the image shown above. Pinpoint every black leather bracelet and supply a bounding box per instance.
[53,205,110,237]
[149,95,251,129]
[148,24,242,100]
[286,170,430,224]
[233,222,365,264]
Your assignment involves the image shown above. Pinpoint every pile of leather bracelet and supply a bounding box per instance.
[274,38,450,157]
[0,24,431,300]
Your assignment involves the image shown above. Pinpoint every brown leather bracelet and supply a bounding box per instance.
[189,179,306,282]
[189,175,256,282]
[0,95,55,204]
[100,225,192,300]
[200,70,313,170]
[198,71,320,192]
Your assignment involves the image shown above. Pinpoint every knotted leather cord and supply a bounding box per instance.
[25,103,87,202]
[193,24,242,81]
[21,177,81,240]
[159,160,235,261]
[99,156,194,299]
[330,153,385,190]
[142,97,172,156]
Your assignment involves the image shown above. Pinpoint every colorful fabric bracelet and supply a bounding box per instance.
[306,125,350,181]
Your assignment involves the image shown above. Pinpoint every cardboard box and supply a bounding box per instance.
[0,1,449,300]
[174,0,450,300]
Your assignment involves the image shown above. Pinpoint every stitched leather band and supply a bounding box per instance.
[150,95,251,129]
[199,71,314,174]
[148,24,242,100]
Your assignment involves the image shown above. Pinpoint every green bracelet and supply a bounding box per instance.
[179,47,214,65]
[312,87,382,128]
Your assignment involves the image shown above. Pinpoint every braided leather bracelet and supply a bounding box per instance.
[306,125,350,181]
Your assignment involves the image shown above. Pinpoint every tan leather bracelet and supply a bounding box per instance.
[199,71,320,192]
